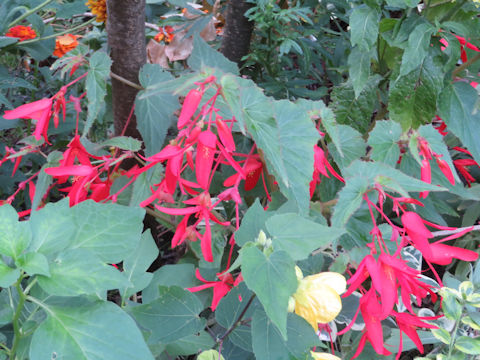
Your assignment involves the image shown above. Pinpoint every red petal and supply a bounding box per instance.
[44,165,93,177]
[426,243,479,265]
[436,158,455,185]
[216,118,236,152]
[178,89,202,129]
[195,131,217,189]
[3,98,52,120]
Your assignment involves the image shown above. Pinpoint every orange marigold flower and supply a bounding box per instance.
[86,0,107,23]
[53,34,79,57]
[5,25,36,42]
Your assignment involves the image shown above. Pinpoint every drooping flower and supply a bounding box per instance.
[86,0,107,23]
[154,26,174,43]
[290,267,346,329]
[5,25,36,41]
[178,89,203,129]
[393,311,438,358]
[53,34,79,57]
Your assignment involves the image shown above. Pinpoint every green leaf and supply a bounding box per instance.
[99,136,142,152]
[349,6,380,51]
[431,328,451,345]
[15,252,50,277]
[37,249,130,296]
[240,247,297,339]
[440,288,462,320]
[128,286,204,344]
[399,23,435,76]
[135,64,179,157]
[348,46,371,97]
[389,54,443,130]
[84,51,112,135]
[330,76,380,134]
[455,336,480,355]
[247,99,319,215]
[386,330,439,351]
[0,205,31,259]
[18,27,55,61]
[438,82,480,166]
[188,34,239,75]
[328,124,366,169]
[31,151,61,210]
[216,282,258,329]
[164,331,215,356]
[331,176,370,228]
[0,36,17,48]
[198,350,226,360]
[251,311,320,360]
[30,298,154,360]
[121,230,158,300]
[235,199,272,247]
[367,120,402,166]
[129,166,163,207]
[142,264,198,304]
[0,261,20,287]
[69,200,145,263]
[266,213,345,261]
[28,199,75,257]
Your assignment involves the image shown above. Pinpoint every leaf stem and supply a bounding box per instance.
[452,52,480,78]
[19,18,96,45]
[110,72,144,91]
[447,314,461,357]
[217,294,256,344]
[8,0,55,28]
[10,276,27,360]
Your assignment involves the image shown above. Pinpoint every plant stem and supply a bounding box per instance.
[8,0,55,28]
[447,315,461,358]
[431,223,480,237]
[19,18,96,45]
[452,52,480,78]
[217,294,256,344]
[110,72,143,91]
[10,277,27,360]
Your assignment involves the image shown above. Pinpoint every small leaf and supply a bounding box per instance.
[15,252,50,276]
[350,5,380,51]
[367,120,402,166]
[100,136,142,152]
[431,328,451,345]
[0,204,31,259]
[266,213,345,260]
[84,51,112,135]
[454,336,480,355]
[241,247,297,339]
[400,23,435,76]
[348,46,371,97]
[0,261,20,287]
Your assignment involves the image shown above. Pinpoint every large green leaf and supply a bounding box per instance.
[128,286,204,344]
[164,331,215,356]
[240,247,297,339]
[28,199,75,257]
[30,298,154,360]
[389,54,443,130]
[121,230,158,300]
[330,77,380,134]
[37,249,129,296]
[349,6,380,51]
[84,51,111,135]
[266,213,345,261]
[0,204,31,259]
[399,23,435,76]
[251,311,320,360]
[15,252,50,277]
[68,200,145,263]
[135,64,179,157]
[438,82,480,166]
[367,120,402,166]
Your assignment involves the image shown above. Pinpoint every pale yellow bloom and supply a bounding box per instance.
[311,351,341,360]
[290,267,346,329]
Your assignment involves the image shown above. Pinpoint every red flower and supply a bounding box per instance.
[178,89,202,129]
[310,145,344,197]
[188,269,242,310]
[401,212,478,265]
[393,312,438,358]
[195,130,217,189]
[5,25,36,41]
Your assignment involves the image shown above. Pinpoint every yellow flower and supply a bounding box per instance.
[86,0,107,23]
[311,351,341,360]
[290,266,346,329]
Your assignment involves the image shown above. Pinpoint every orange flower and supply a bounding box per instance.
[86,0,107,23]
[154,26,174,43]
[5,25,36,42]
[53,34,79,57]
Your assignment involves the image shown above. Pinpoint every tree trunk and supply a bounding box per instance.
[106,0,146,139]
[220,0,254,65]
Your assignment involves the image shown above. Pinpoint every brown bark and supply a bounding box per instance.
[220,0,254,65]
[106,0,146,139]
